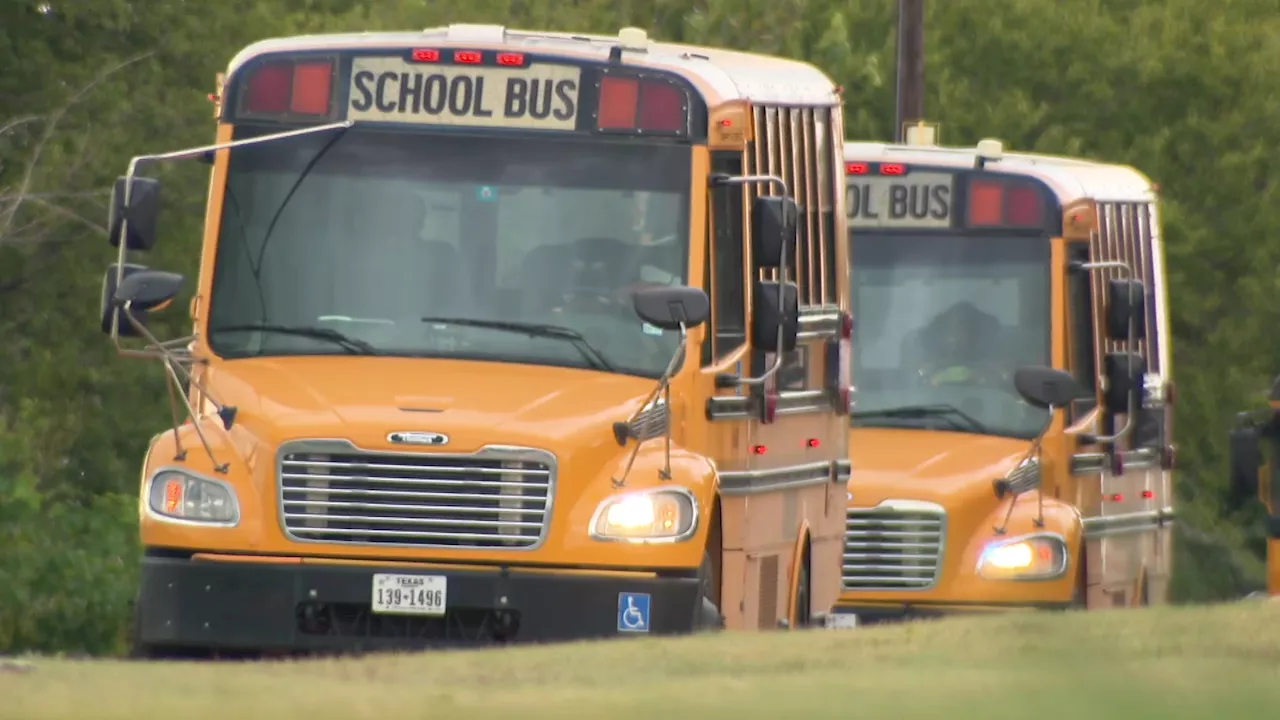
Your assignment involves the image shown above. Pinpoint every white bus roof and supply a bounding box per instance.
[844,140,1158,204]
[228,25,840,108]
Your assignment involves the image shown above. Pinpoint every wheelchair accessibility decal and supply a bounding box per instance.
[617,592,651,633]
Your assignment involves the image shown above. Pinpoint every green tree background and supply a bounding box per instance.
[2,0,1277,654]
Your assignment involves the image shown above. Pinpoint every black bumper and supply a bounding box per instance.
[136,554,702,652]
[830,602,1071,626]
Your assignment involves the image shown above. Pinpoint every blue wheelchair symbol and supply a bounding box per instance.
[617,592,651,633]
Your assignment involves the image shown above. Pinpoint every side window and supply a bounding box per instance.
[703,150,747,366]
[1067,242,1099,420]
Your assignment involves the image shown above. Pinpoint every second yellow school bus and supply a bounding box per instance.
[828,133,1177,624]
[97,24,854,655]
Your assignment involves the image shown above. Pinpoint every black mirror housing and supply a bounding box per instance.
[99,264,151,337]
[108,175,162,251]
[750,195,797,269]
[631,285,709,331]
[1012,366,1091,410]
[113,269,185,313]
[1105,278,1146,340]
[1102,351,1144,412]
[1228,423,1263,502]
[751,280,799,353]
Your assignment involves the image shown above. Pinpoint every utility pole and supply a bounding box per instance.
[894,0,925,142]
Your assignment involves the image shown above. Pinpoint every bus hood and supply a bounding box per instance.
[847,427,1031,507]
[204,356,656,451]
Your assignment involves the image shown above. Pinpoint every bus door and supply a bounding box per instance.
[1069,200,1173,607]
[700,104,851,628]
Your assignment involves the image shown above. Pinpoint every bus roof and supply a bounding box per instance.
[844,140,1158,204]
[227,24,840,108]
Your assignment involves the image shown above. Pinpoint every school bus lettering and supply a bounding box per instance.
[347,57,580,130]
[846,171,953,228]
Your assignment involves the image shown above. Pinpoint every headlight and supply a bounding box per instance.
[590,488,697,542]
[976,533,1068,580]
[147,470,240,525]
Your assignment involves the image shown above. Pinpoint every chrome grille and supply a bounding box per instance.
[842,504,945,590]
[278,441,554,549]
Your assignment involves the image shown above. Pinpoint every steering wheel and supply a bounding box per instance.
[923,364,1017,395]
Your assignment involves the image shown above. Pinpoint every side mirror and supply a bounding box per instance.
[1228,423,1262,504]
[750,195,798,269]
[100,264,152,337]
[751,280,799,352]
[1102,351,1144,412]
[113,269,185,314]
[1012,366,1091,410]
[108,175,162,251]
[631,285,709,331]
[1105,278,1146,340]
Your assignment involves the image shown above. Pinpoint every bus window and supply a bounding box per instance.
[1067,242,1099,420]
[704,150,746,365]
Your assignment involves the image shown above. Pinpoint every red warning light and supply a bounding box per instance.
[879,163,906,176]
[751,445,768,455]
[806,438,820,448]
[845,162,869,175]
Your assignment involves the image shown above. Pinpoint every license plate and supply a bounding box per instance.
[371,573,447,616]
[824,613,859,630]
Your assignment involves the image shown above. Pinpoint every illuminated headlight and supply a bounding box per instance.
[976,534,1068,580]
[147,470,239,524]
[590,488,697,542]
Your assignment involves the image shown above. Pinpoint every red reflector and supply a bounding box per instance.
[290,61,333,116]
[1110,493,1124,502]
[845,162,869,175]
[245,61,291,114]
[1006,186,1043,225]
[454,50,482,64]
[880,163,905,175]
[751,445,767,455]
[1141,490,1155,499]
[968,179,1004,225]
[638,81,684,132]
[806,438,820,448]
[597,76,639,129]
[411,49,440,62]
[496,52,524,66]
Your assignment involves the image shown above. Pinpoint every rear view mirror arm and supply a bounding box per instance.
[708,173,793,387]
[1074,259,1139,444]
[110,120,355,343]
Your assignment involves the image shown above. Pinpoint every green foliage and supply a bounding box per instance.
[2,0,1277,654]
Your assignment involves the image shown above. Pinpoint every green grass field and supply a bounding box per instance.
[3,601,1279,720]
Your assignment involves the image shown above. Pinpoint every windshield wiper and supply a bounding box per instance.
[851,403,990,434]
[211,323,378,355]
[420,317,615,372]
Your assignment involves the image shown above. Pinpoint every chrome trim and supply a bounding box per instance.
[707,389,837,420]
[626,399,669,443]
[842,499,946,592]
[797,306,843,340]
[276,439,556,551]
[1070,448,1160,475]
[975,531,1069,581]
[587,486,700,544]
[143,465,242,528]
[718,460,836,496]
[387,431,450,446]
[834,458,852,482]
[1082,506,1175,539]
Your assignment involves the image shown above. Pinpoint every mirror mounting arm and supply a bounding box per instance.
[1076,259,1140,446]
[708,173,794,388]
[110,120,355,346]
[611,323,688,488]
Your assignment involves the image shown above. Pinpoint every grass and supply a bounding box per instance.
[3,601,1280,720]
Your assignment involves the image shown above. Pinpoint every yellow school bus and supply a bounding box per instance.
[98,24,853,655]
[1229,395,1280,597]
[827,130,1176,625]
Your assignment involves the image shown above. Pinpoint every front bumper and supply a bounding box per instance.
[136,553,703,652]
[829,601,1072,626]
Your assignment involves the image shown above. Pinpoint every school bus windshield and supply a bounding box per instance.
[850,232,1051,438]
[207,127,691,378]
